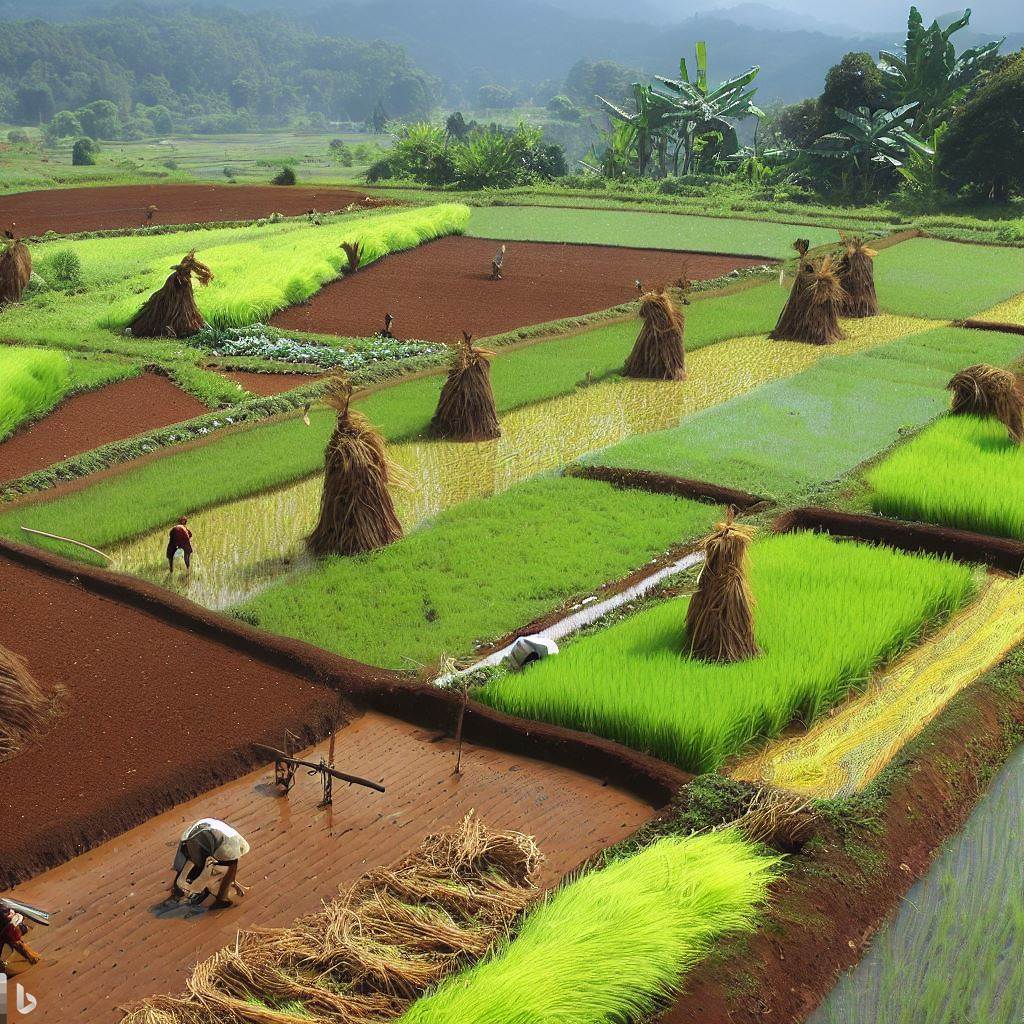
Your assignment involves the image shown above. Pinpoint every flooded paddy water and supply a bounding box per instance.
[110,314,939,609]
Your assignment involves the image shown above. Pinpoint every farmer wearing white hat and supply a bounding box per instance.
[170,818,251,909]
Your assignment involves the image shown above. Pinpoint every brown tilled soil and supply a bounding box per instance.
[220,369,322,396]
[0,184,389,236]
[0,373,207,483]
[5,714,654,1020]
[271,236,769,342]
[0,556,344,888]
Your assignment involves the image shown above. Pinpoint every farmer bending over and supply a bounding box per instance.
[166,516,193,575]
[171,818,250,910]
[0,905,40,974]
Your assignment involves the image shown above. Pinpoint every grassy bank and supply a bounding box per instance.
[0,346,70,441]
[478,532,978,772]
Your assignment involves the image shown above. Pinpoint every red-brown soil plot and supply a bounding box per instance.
[0,372,207,483]
[0,184,390,236]
[7,714,654,1020]
[220,369,322,396]
[271,236,769,342]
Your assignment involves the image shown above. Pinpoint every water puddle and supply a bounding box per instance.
[810,743,1024,1024]
[110,314,940,609]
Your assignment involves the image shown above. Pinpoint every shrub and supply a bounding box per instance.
[43,249,84,292]
[272,165,297,186]
[71,137,99,166]
[7,129,30,144]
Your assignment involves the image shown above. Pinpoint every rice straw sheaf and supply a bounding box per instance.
[947,363,1024,444]
[836,234,879,317]
[128,250,213,338]
[429,332,501,441]
[685,511,760,664]
[341,240,364,272]
[307,374,404,557]
[0,234,32,306]
[0,643,59,762]
[623,289,687,381]
[120,814,542,1024]
[769,255,846,345]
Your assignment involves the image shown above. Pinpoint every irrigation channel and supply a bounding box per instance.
[810,743,1024,1024]
[110,314,939,608]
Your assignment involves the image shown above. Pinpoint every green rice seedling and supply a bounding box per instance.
[873,237,1024,320]
[401,829,780,1024]
[0,346,71,441]
[478,532,978,772]
[236,476,723,669]
[812,744,1024,1024]
[588,325,1024,499]
[868,414,1024,540]
[466,205,839,257]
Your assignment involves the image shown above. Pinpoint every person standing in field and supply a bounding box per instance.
[166,516,193,576]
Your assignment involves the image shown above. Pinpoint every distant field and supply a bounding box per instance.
[587,326,1024,498]
[874,237,1024,319]
[465,206,841,258]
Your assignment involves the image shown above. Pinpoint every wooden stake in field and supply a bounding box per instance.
[836,234,879,317]
[947,363,1024,443]
[0,231,32,306]
[623,288,687,381]
[429,332,501,441]
[306,374,404,557]
[685,509,760,664]
[1,644,58,762]
[769,255,846,346]
[128,250,213,338]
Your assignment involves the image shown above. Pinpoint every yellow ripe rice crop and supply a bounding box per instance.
[974,289,1024,326]
[731,574,1024,798]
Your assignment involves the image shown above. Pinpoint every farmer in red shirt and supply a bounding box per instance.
[166,516,193,576]
[0,906,40,974]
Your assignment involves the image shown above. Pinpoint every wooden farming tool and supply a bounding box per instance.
[256,744,385,807]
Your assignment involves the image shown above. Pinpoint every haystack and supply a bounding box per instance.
[769,255,846,345]
[947,363,1024,443]
[836,234,879,317]
[121,815,541,1024]
[128,250,213,338]
[307,374,404,557]
[429,332,501,441]
[341,240,363,272]
[623,288,687,381]
[1,644,57,761]
[685,510,760,664]
[0,233,32,306]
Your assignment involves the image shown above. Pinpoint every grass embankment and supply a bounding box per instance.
[588,325,1024,500]
[401,831,780,1024]
[478,532,978,773]
[466,205,839,258]
[867,414,1024,540]
[0,285,782,551]
[874,238,1024,319]
[236,476,722,669]
[0,204,469,357]
[0,346,70,441]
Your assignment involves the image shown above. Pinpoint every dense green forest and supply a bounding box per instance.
[0,5,438,135]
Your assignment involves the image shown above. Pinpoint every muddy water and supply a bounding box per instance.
[110,376,688,608]
[810,744,1024,1024]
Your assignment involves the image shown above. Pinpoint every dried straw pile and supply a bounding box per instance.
[307,375,404,557]
[341,241,364,272]
[0,234,32,306]
[128,250,213,338]
[623,289,687,381]
[121,815,542,1024]
[685,511,760,664]
[947,363,1024,443]
[836,235,879,317]
[769,255,846,346]
[429,333,501,441]
[1,644,58,762]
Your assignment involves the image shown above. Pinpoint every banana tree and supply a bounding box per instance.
[654,42,764,174]
[878,6,1003,131]
[595,83,683,176]
[811,103,933,193]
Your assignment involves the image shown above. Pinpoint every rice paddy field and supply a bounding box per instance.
[4,181,1024,1024]
[867,414,1024,540]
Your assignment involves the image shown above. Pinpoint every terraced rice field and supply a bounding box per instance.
[732,574,1024,797]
